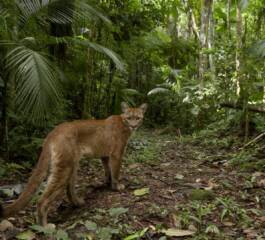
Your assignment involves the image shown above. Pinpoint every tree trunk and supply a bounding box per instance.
[198,0,213,85]
[227,0,231,39]
[236,1,249,140]
[190,8,200,40]
[236,1,243,98]
[208,0,215,80]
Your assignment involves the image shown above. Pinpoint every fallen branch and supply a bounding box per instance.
[220,102,265,114]
[240,132,265,149]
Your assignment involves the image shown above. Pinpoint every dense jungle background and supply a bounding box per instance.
[1,0,265,239]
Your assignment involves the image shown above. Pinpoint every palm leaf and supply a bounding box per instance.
[17,0,110,27]
[43,36,124,71]
[73,38,124,71]
[147,87,170,96]
[121,88,140,96]
[5,46,62,123]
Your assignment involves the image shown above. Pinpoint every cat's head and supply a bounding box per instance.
[121,102,147,131]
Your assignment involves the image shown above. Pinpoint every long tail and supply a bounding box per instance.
[0,144,50,218]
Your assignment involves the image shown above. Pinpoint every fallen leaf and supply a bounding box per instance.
[188,224,197,232]
[161,163,171,167]
[16,230,35,240]
[0,220,14,232]
[257,179,265,188]
[124,227,148,240]
[84,220,97,231]
[162,228,195,237]
[170,214,181,228]
[55,229,69,240]
[243,228,259,237]
[222,221,235,227]
[204,179,218,190]
[108,207,128,217]
[252,172,263,178]
[133,188,149,196]
[258,216,265,222]
[128,163,141,169]
[175,174,184,180]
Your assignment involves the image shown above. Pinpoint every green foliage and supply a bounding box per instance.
[190,189,215,201]
[215,197,252,225]
[30,224,69,240]
[125,131,161,164]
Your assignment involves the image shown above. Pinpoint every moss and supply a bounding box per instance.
[189,189,215,201]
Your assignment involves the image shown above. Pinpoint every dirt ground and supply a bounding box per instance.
[1,130,265,239]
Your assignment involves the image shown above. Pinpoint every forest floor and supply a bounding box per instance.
[1,128,265,239]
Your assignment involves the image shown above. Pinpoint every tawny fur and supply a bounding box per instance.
[0,103,147,225]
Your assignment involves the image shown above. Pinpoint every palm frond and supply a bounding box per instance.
[0,6,9,18]
[5,46,62,124]
[17,0,110,27]
[73,38,125,71]
[147,87,170,96]
[121,88,140,96]
[74,1,111,25]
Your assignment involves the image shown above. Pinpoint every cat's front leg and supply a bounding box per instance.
[101,157,111,186]
[109,154,125,191]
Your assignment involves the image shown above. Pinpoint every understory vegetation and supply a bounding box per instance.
[1,0,265,239]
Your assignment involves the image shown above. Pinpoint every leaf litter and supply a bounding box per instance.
[1,130,265,239]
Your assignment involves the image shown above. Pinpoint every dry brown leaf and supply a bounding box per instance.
[257,179,265,188]
[243,228,259,238]
[0,220,14,232]
[223,221,235,227]
[257,216,265,222]
[204,179,219,190]
[170,214,181,228]
[162,228,195,237]
[252,172,263,178]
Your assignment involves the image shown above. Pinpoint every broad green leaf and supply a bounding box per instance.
[133,188,149,196]
[30,224,55,235]
[97,227,119,240]
[124,227,148,240]
[84,220,97,231]
[55,229,69,240]
[109,207,128,217]
[16,230,35,240]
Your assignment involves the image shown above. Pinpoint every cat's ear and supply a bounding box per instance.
[121,102,129,113]
[139,103,148,113]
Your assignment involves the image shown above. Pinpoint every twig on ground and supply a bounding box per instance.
[240,132,265,149]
